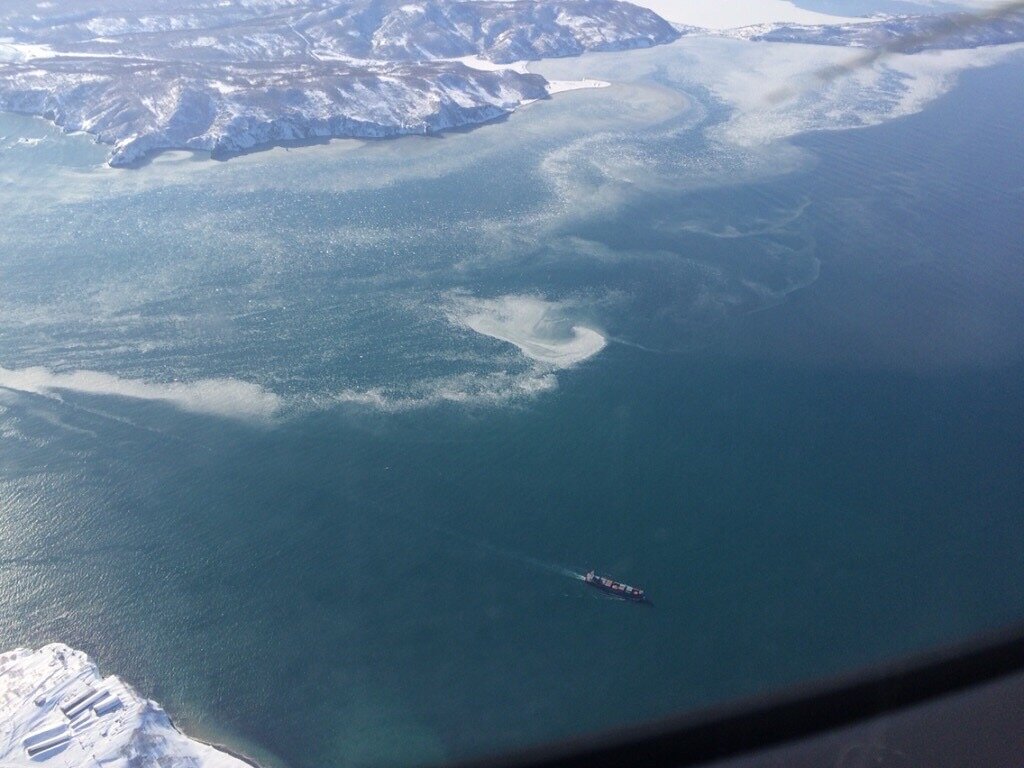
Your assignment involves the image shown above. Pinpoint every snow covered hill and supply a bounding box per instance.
[0,644,252,768]
[1,0,1018,166]
[737,6,1024,50]
[0,0,679,166]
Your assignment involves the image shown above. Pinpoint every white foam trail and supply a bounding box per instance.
[0,365,281,423]
[521,557,586,580]
[394,512,584,582]
[331,370,559,411]
[605,335,671,355]
[22,405,97,438]
[449,295,606,370]
[674,199,812,239]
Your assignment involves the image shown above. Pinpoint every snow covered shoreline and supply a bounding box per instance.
[625,0,867,30]
[0,0,677,167]
[0,644,257,768]
[2,0,1019,167]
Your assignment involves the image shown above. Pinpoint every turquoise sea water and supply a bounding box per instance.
[1,38,1023,768]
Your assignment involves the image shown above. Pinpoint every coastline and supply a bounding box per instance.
[186,731,267,768]
[0,644,271,768]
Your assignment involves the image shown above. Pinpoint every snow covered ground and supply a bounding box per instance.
[0,0,678,166]
[623,0,867,29]
[453,55,610,95]
[0,644,253,768]
[546,78,612,94]
[1,0,1020,166]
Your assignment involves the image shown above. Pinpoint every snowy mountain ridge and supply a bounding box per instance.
[725,6,1024,50]
[0,0,679,166]
[1,0,1020,167]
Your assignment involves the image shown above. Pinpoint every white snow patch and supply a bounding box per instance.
[546,78,611,94]
[451,54,531,73]
[0,644,251,768]
[625,0,866,29]
[0,41,58,62]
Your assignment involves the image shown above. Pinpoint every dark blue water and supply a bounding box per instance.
[0,46,1022,768]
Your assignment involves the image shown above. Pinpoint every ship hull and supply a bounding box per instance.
[588,582,648,602]
[583,572,650,603]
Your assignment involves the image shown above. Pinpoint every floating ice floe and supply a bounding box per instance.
[449,294,607,370]
[0,365,281,423]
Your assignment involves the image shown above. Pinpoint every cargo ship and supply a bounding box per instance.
[583,570,648,603]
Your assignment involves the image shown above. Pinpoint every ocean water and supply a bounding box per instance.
[1,37,1023,768]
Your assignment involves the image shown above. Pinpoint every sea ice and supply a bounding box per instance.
[0,365,282,422]
[450,295,607,369]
